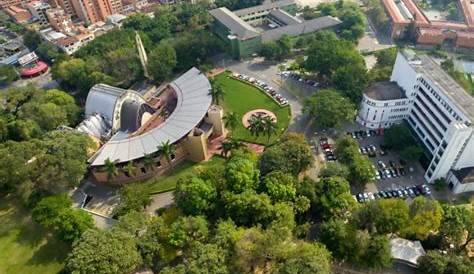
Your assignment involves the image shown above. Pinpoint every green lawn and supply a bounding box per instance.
[144,156,226,194]
[215,72,291,144]
[0,195,69,274]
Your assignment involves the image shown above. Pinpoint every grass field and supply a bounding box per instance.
[144,156,226,194]
[0,195,69,274]
[215,72,291,144]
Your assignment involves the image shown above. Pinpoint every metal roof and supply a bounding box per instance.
[268,9,301,25]
[233,0,296,16]
[89,67,212,166]
[85,84,128,125]
[261,16,342,42]
[209,7,260,40]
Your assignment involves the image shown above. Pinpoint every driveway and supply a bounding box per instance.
[146,191,174,215]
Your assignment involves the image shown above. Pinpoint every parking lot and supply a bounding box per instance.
[314,126,431,203]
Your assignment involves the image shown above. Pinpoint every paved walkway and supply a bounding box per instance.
[146,191,174,215]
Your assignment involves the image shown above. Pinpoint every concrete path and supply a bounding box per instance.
[146,191,174,215]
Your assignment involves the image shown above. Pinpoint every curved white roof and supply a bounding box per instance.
[85,84,127,125]
[90,67,212,166]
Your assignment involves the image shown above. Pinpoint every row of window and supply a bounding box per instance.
[390,107,409,113]
[413,102,443,140]
[388,114,406,120]
[419,78,461,121]
[415,94,448,131]
[418,86,452,125]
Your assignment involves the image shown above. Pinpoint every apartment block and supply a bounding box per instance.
[357,50,474,193]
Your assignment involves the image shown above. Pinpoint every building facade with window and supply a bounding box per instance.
[357,50,474,188]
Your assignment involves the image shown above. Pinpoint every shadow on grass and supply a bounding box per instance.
[26,235,69,266]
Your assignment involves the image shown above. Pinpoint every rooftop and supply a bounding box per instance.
[261,15,341,41]
[89,67,212,166]
[209,7,260,40]
[268,9,302,25]
[390,237,426,267]
[453,167,474,184]
[364,81,407,101]
[234,0,296,17]
[405,53,474,122]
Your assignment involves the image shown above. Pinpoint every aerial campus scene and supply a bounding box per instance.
[0,0,474,273]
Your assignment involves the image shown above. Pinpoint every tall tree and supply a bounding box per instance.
[157,140,176,168]
[147,43,177,82]
[262,115,278,143]
[223,112,239,133]
[247,115,265,138]
[66,229,142,274]
[209,79,225,105]
[304,89,356,128]
[103,158,119,181]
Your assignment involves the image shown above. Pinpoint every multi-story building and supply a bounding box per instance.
[26,1,51,26]
[357,50,474,193]
[4,5,32,23]
[46,7,74,33]
[209,0,341,59]
[68,0,115,24]
[48,0,77,18]
[0,0,29,9]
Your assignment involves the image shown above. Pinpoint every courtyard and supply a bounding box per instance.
[215,72,291,144]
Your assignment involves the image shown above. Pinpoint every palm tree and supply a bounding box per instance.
[219,138,243,158]
[157,140,176,169]
[103,158,119,181]
[142,153,155,172]
[209,79,225,105]
[223,112,239,133]
[123,161,137,177]
[262,116,278,143]
[247,115,265,138]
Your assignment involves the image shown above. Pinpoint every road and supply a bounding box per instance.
[0,70,59,91]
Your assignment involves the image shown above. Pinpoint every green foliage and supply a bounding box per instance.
[168,216,209,248]
[303,89,356,128]
[384,124,423,161]
[32,194,93,243]
[319,219,392,269]
[114,183,152,217]
[263,171,297,202]
[259,133,314,176]
[258,35,293,60]
[214,0,264,10]
[175,176,217,216]
[335,136,375,186]
[404,197,443,240]
[313,176,356,220]
[222,190,274,227]
[0,65,18,85]
[225,153,259,193]
[320,162,350,180]
[66,229,142,274]
[332,62,368,102]
[22,30,41,49]
[317,1,366,42]
[148,43,177,82]
[417,251,474,274]
[439,205,474,247]
[356,199,409,234]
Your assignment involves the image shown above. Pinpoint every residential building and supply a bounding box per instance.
[209,0,341,58]
[46,7,74,33]
[0,0,29,9]
[26,1,51,26]
[68,0,115,24]
[4,5,32,23]
[48,0,77,18]
[79,68,226,184]
[357,50,474,191]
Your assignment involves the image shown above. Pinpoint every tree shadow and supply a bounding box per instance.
[26,235,69,266]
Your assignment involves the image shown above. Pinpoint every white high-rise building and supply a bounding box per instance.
[357,50,474,193]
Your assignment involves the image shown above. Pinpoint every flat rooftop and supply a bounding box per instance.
[234,0,296,17]
[453,166,474,183]
[364,81,407,101]
[407,53,474,122]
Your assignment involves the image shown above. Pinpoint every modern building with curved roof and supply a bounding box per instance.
[82,67,226,184]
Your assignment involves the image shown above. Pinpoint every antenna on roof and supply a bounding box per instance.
[135,31,150,80]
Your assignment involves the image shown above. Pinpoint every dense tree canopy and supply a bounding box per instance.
[304,89,356,128]
[313,176,356,220]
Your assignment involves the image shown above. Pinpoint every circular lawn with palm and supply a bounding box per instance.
[213,72,291,144]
